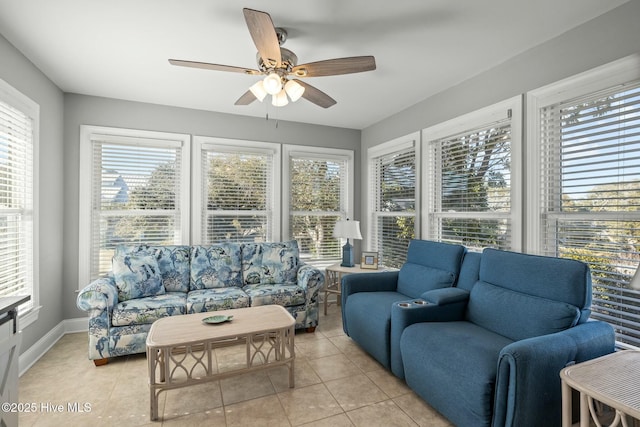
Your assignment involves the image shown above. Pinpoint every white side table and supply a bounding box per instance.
[323,263,391,315]
[560,350,640,427]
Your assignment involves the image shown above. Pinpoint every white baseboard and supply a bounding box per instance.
[19,317,88,376]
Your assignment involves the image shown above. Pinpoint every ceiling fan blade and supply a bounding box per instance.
[292,56,376,77]
[169,59,261,75]
[293,79,337,108]
[235,90,257,105]
[243,8,282,68]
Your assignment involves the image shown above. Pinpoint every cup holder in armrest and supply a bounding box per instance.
[397,300,430,308]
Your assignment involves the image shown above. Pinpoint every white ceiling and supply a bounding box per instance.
[0,0,628,129]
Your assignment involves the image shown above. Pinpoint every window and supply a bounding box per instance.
[532,56,640,347]
[283,146,353,266]
[78,126,190,284]
[368,134,417,268]
[422,97,522,252]
[0,78,38,317]
[192,137,280,244]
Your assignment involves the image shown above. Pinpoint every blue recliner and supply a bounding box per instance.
[341,239,466,371]
[399,248,616,427]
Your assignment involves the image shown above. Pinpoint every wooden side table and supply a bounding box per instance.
[323,263,390,315]
[560,350,640,427]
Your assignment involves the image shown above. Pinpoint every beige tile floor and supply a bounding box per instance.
[18,303,453,426]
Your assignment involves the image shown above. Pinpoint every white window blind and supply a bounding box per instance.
[426,118,513,251]
[540,81,640,347]
[0,95,35,313]
[200,148,275,244]
[89,137,184,279]
[370,144,416,268]
[288,154,348,264]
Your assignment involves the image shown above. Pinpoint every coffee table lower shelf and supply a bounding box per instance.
[146,306,295,421]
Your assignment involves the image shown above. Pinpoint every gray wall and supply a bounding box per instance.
[360,0,640,245]
[62,94,362,318]
[0,34,65,352]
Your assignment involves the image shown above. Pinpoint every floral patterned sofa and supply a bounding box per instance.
[76,240,324,365]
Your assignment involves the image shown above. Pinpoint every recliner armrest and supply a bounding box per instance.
[493,321,615,427]
[341,270,399,298]
[421,287,470,305]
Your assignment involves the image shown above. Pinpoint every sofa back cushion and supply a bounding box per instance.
[190,243,243,290]
[396,240,465,298]
[467,281,580,341]
[242,240,300,285]
[456,251,482,291]
[115,245,191,293]
[478,248,592,323]
[112,252,165,301]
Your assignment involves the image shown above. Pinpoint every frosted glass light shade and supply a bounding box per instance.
[284,80,305,102]
[249,80,267,102]
[263,73,282,95]
[272,89,289,107]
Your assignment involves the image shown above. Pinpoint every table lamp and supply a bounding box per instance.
[333,219,362,267]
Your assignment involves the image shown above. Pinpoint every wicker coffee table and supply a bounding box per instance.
[146,305,295,421]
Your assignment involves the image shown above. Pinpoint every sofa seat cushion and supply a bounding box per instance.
[186,287,250,313]
[112,252,165,301]
[112,292,187,326]
[242,240,299,285]
[244,284,306,307]
[401,321,513,427]
[344,291,411,369]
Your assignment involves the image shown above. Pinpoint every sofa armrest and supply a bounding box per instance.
[76,275,119,315]
[389,289,470,378]
[421,287,470,305]
[341,271,399,299]
[298,263,325,295]
[493,320,615,427]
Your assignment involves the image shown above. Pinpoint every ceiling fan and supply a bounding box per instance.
[169,8,376,108]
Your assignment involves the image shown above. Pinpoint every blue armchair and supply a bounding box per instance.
[341,239,466,372]
[399,248,615,427]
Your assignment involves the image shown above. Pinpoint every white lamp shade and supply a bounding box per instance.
[333,219,362,240]
[249,80,267,102]
[272,89,289,107]
[631,264,640,289]
[284,79,305,102]
[263,73,282,95]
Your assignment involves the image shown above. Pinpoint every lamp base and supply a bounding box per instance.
[340,240,355,267]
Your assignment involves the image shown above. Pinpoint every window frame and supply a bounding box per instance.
[366,132,419,268]
[191,136,281,245]
[78,125,190,288]
[282,144,354,266]
[421,96,523,252]
[527,54,640,348]
[0,77,39,327]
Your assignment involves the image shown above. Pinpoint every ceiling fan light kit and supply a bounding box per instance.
[249,80,267,101]
[169,8,376,109]
[284,80,304,102]
[263,72,283,95]
[272,89,289,107]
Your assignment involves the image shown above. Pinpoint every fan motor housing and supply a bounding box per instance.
[256,48,298,73]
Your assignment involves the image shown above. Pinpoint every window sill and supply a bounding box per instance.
[19,305,41,330]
